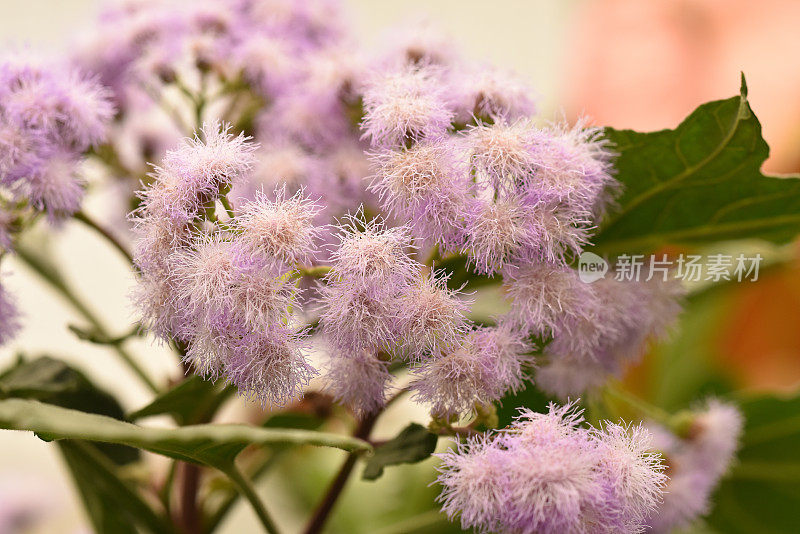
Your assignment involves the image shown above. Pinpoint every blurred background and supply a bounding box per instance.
[1,0,799,532]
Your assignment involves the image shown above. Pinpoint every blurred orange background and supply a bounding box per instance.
[564,0,800,392]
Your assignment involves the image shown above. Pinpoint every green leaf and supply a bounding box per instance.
[129,376,234,425]
[263,411,326,431]
[59,441,175,534]
[706,392,800,533]
[0,356,138,465]
[363,423,438,480]
[0,398,371,471]
[594,76,800,255]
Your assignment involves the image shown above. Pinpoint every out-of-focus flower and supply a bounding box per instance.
[646,399,743,533]
[323,349,393,416]
[538,275,684,398]
[0,54,114,220]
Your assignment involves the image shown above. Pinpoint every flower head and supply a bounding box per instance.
[161,121,256,197]
[395,270,470,359]
[593,423,668,531]
[436,435,513,533]
[463,199,529,275]
[324,349,393,415]
[23,149,84,219]
[224,330,316,407]
[317,280,400,354]
[361,65,453,148]
[437,402,666,534]
[0,56,114,219]
[234,187,324,266]
[645,399,743,533]
[369,139,467,218]
[451,65,537,122]
[327,212,416,286]
[525,120,617,217]
[411,325,533,419]
[466,119,542,198]
[503,261,596,336]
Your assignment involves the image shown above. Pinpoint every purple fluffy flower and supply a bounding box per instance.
[170,234,314,405]
[646,399,743,533]
[369,139,470,248]
[323,349,393,416]
[24,149,85,218]
[317,280,400,354]
[0,55,114,219]
[395,270,471,360]
[135,121,256,228]
[411,324,533,419]
[436,435,514,532]
[462,199,591,274]
[503,261,597,336]
[317,213,418,356]
[463,199,533,275]
[437,402,667,534]
[593,423,668,532]
[160,121,256,201]
[527,120,617,217]
[361,64,454,148]
[466,119,615,214]
[327,212,416,286]
[466,119,544,199]
[538,276,684,398]
[234,187,323,267]
[173,235,293,334]
[451,65,537,123]
[223,330,316,407]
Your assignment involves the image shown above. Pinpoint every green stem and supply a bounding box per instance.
[295,265,332,278]
[218,195,236,219]
[204,449,287,533]
[300,390,408,534]
[160,460,178,517]
[74,210,135,266]
[15,243,160,393]
[221,464,280,534]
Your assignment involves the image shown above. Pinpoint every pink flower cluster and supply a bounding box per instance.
[131,122,319,405]
[0,1,746,531]
[436,402,667,534]
[0,53,114,348]
[317,213,533,416]
[0,54,113,222]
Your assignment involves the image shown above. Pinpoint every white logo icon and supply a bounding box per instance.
[578,252,608,283]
